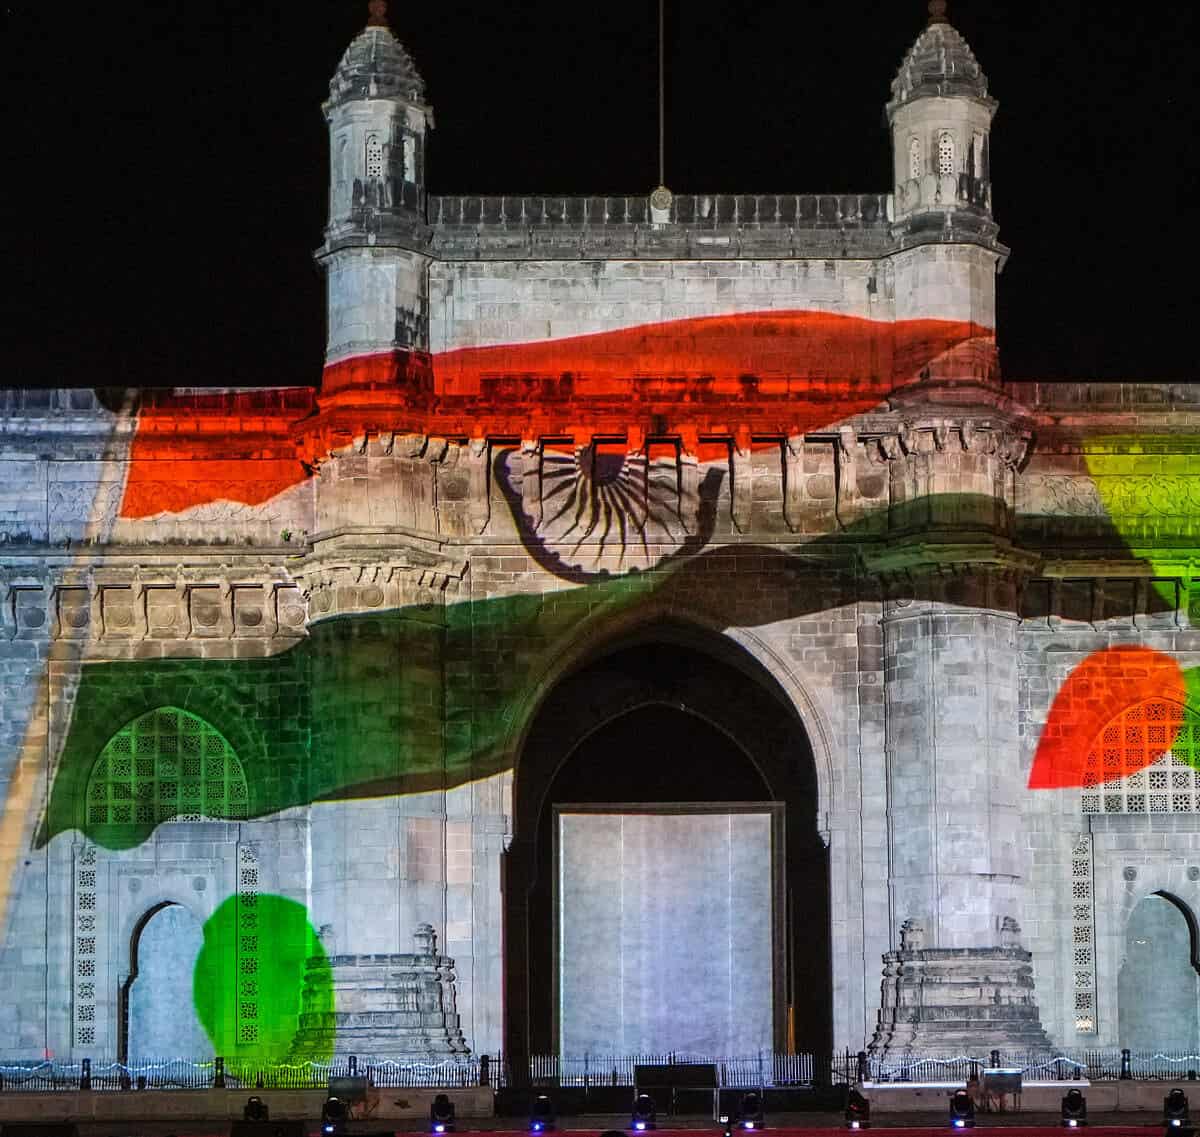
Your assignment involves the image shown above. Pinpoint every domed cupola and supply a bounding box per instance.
[889,0,988,110]
[887,1,996,224]
[322,0,433,242]
[328,2,427,108]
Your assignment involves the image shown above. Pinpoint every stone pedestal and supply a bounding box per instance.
[869,919,1050,1057]
[295,924,469,1058]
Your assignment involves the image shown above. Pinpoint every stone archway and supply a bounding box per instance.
[121,902,210,1061]
[504,625,828,1062]
[1119,892,1200,1052]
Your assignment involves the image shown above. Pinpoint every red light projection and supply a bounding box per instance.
[1028,646,1187,790]
[433,311,989,395]
[120,390,314,519]
[119,311,992,519]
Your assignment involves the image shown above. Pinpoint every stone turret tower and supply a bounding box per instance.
[884,0,1003,390]
[319,0,433,367]
[888,0,996,225]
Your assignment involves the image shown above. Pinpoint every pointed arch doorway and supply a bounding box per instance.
[1119,892,1200,1052]
[121,902,210,1061]
[504,629,830,1062]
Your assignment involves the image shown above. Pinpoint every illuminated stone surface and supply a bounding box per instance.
[4,6,1200,1065]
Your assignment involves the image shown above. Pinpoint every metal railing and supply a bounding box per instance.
[858,1048,1200,1084]
[506,1053,815,1090]
[5,1049,1200,1093]
[0,1055,483,1093]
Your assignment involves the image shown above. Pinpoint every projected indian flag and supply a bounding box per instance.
[1027,436,1200,792]
[112,309,993,524]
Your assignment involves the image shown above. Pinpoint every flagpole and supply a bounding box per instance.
[658,0,665,188]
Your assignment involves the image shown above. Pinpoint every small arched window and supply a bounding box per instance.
[937,131,956,177]
[908,137,922,180]
[973,132,986,179]
[365,134,384,179]
[403,134,416,183]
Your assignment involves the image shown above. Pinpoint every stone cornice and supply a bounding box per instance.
[860,537,1041,578]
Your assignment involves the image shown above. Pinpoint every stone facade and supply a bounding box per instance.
[2,4,1200,1064]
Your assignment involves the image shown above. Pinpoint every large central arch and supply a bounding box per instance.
[503,622,830,1061]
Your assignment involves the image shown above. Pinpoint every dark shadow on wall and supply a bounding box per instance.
[504,630,829,1066]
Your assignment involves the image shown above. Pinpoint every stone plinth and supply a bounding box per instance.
[294,924,469,1059]
[869,922,1050,1057]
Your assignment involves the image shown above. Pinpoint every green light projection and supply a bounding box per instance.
[31,474,1200,1055]
[1084,435,1200,606]
[85,708,248,847]
[43,491,1181,852]
[193,893,333,1063]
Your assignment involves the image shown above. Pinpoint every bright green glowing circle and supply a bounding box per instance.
[193,893,333,1063]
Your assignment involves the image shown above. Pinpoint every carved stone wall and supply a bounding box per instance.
[7,368,1200,1061]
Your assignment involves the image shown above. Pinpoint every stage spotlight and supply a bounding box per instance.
[949,1089,975,1130]
[631,1092,657,1131]
[1165,1089,1191,1131]
[1061,1088,1087,1128]
[530,1093,556,1133]
[244,1096,269,1122]
[845,1089,871,1130]
[321,1096,347,1137]
[432,1092,457,1134]
[738,1091,765,1131]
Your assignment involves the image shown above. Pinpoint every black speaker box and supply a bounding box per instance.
[2,1126,80,1137]
[230,1121,306,1137]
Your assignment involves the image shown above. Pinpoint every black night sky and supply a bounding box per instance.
[4,0,1197,391]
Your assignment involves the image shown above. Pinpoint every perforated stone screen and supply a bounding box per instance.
[87,707,248,827]
[1080,700,1200,814]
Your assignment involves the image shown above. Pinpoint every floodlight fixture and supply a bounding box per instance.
[322,1095,347,1137]
[530,1093,556,1133]
[1061,1087,1087,1128]
[1165,1089,1191,1132]
[738,1091,765,1131]
[631,1092,657,1131]
[432,1092,457,1134]
[845,1089,871,1130]
[949,1089,975,1130]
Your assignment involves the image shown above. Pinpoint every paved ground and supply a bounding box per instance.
[50,1113,1167,1136]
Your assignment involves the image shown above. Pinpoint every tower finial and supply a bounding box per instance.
[367,0,388,27]
[928,0,949,23]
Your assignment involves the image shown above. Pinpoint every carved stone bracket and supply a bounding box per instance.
[730,438,752,534]
[466,438,491,534]
[297,554,467,623]
[0,575,15,641]
[784,435,804,532]
[679,449,701,534]
[520,439,542,531]
[835,427,861,530]
[864,419,1032,471]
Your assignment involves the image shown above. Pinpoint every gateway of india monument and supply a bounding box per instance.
[2,0,1199,1069]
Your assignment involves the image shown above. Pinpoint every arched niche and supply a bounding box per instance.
[123,902,210,1060]
[1118,891,1200,1052]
